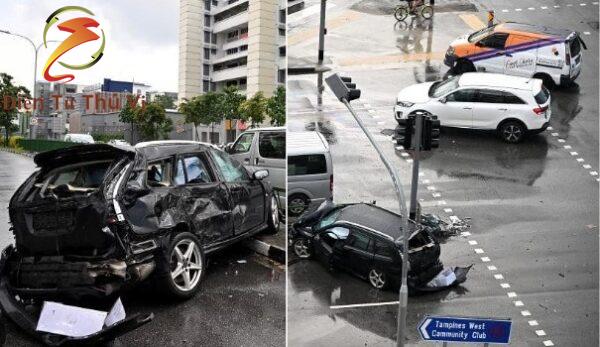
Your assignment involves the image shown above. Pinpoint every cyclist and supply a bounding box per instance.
[408,0,424,14]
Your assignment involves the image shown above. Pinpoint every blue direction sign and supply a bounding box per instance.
[418,315,512,344]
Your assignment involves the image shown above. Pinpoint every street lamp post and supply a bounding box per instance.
[0,29,59,138]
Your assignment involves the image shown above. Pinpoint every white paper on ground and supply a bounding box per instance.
[105,297,126,327]
[36,301,107,337]
[426,267,457,288]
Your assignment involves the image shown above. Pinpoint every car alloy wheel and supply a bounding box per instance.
[293,238,311,259]
[288,196,308,216]
[271,196,279,229]
[500,122,525,143]
[170,238,203,292]
[369,269,386,289]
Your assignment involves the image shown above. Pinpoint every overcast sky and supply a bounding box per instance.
[0,0,178,93]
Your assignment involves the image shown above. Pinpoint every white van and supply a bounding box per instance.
[227,127,286,214]
[444,22,587,87]
[287,131,333,216]
[64,133,95,144]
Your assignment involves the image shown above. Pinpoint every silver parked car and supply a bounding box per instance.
[227,127,286,215]
[287,131,333,216]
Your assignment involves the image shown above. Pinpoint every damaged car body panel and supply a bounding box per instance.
[291,201,470,292]
[0,141,279,344]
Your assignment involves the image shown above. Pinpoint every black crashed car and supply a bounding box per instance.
[291,201,469,291]
[0,141,279,341]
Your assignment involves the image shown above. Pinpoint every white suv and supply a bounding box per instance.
[394,73,551,143]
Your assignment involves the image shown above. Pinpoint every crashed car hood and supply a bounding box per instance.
[34,144,135,170]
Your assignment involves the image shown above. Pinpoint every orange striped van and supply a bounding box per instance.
[444,22,587,87]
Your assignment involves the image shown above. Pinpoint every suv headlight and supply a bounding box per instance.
[396,101,414,107]
[446,46,455,55]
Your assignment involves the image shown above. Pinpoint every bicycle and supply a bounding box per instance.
[394,1,433,21]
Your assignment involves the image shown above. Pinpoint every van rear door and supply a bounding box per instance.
[567,34,585,79]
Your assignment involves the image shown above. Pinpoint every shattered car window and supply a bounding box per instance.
[183,156,213,184]
[175,159,186,186]
[147,159,173,187]
[231,132,254,154]
[328,226,349,239]
[210,149,247,183]
[317,208,342,229]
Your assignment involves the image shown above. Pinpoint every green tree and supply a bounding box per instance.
[179,92,223,143]
[240,91,267,128]
[0,73,30,146]
[134,102,173,140]
[119,99,137,143]
[266,86,286,126]
[154,94,175,109]
[218,86,246,140]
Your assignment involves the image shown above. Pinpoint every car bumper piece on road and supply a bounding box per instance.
[0,246,154,345]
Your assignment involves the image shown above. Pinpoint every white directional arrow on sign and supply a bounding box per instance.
[420,318,432,339]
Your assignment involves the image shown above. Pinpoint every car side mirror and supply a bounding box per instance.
[439,97,447,104]
[224,143,234,153]
[325,231,340,240]
[253,169,269,180]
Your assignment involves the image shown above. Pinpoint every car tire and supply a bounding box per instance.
[263,195,280,234]
[293,238,312,259]
[454,59,475,74]
[156,232,205,300]
[368,268,388,290]
[288,194,309,216]
[498,121,526,144]
[534,73,555,89]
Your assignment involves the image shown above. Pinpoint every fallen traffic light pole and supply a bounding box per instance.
[326,73,411,347]
[326,73,440,346]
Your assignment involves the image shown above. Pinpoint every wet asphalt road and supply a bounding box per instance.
[0,150,285,346]
[288,0,598,346]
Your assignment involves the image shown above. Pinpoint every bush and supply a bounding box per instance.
[8,136,22,149]
[91,133,125,143]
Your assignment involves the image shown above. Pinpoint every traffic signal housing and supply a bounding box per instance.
[326,74,361,102]
[422,116,440,150]
[395,116,414,150]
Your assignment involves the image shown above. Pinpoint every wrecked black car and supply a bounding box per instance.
[0,141,279,343]
[290,200,469,292]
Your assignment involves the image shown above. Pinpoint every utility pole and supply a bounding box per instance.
[0,30,58,138]
[317,0,327,109]
[325,74,411,347]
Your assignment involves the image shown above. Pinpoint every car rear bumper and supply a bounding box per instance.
[0,246,153,346]
[561,69,580,85]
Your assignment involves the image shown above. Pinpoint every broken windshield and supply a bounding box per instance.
[316,208,343,229]
[33,161,113,199]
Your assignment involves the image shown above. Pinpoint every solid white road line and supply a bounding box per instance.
[330,301,399,309]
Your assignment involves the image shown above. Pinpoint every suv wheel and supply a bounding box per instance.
[368,269,387,289]
[288,194,309,216]
[157,232,204,299]
[293,238,312,259]
[499,121,526,143]
[264,195,280,234]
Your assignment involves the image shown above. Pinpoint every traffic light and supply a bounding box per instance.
[422,115,441,150]
[325,74,361,102]
[395,116,414,149]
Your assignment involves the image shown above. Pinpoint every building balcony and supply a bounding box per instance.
[211,66,247,82]
[212,50,248,65]
[222,36,248,51]
[213,12,248,33]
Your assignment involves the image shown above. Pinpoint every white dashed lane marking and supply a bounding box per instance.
[501,2,598,12]
[546,126,598,182]
[389,128,558,346]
